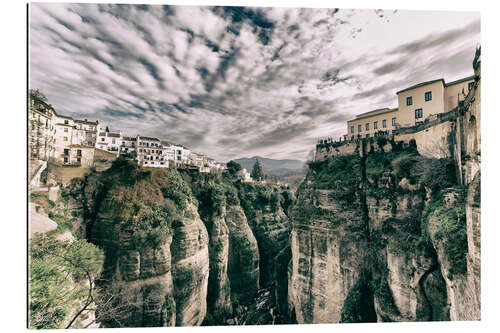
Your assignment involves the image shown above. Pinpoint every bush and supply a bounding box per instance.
[29,234,104,329]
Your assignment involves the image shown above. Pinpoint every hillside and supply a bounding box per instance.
[233,156,306,184]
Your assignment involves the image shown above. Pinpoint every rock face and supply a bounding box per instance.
[170,202,210,326]
[236,182,293,322]
[72,162,211,327]
[66,164,292,328]
[225,204,260,303]
[289,145,480,323]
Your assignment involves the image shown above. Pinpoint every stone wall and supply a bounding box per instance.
[395,120,455,158]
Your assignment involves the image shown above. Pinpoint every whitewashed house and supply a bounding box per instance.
[96,130,122,154]
[120,136,137,155]
[137,136,169,168]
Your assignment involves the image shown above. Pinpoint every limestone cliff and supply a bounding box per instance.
[288,144,480,323]
[60,161,292,327]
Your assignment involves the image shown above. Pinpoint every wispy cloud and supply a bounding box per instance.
[29,4,479,161]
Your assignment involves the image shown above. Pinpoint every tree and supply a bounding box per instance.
[29,88,48,105]
[105,126,110,132]
[29,234,104,329]
[226,160,242,178]
[251,158,264,181]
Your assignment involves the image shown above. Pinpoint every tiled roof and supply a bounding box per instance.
[396,78,444,94]
[445,75,475,87]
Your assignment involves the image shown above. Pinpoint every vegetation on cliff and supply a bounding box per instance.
[29,234,104,329]
[290,141,470,323]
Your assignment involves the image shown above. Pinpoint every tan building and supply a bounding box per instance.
[345,75,474,139]
[347,107,399,140]
[396,75,474,127]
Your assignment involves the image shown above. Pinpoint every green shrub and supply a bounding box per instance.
[123,203,176,250]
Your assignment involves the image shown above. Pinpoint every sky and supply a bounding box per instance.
[29,3,480,162]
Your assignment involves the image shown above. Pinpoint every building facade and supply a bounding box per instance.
[346,75,474,139]
[29,100,55,160]
[347,107,398,140]
[137,136,169,168]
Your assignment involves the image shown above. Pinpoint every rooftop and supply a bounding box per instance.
[74,119,98,125]
[139,135,160,141]
[445,75,475,87]
[348,107,398,122]
[396,78,445,94]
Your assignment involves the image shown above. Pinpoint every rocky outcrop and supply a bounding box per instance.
[70,162,211,328]
[225,204,260,303]
[170,202,210,326]
[289,146,479,324]
[288,156,370,323]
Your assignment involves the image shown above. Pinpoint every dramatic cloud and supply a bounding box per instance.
[29,4,479,161]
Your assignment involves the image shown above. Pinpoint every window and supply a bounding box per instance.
[406,96,412,106]
[365,123,370,131]
[77,157,81,163]
[392,117,397,126]
[112,139,115,144]
[358,124,362,132]
[64,149,69,155]
[77,149,82,156]
[382,119,387,128]
[425,91,432,101]
[64,128,68,132]
[350,126,354,133]
[101,138,105,142]
[64,157,68,164]
[64,120,69,125]
[374,121,378,130]
[468,82,474,91]
[63,137,68,142]
[415,108,423,119]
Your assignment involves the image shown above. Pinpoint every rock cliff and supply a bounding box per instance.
[288,143,480,323]
[61,160,293,327]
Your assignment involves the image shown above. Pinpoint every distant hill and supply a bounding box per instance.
[233,156,306,185]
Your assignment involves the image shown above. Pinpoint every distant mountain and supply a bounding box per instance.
[233,156,306,184]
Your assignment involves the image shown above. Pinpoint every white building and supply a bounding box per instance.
[74,119,100,147]
[121,136,137,155]
[137,136,169,168]
[237,168,252,181]
[29,100,55,161]
[96,131,122,154]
